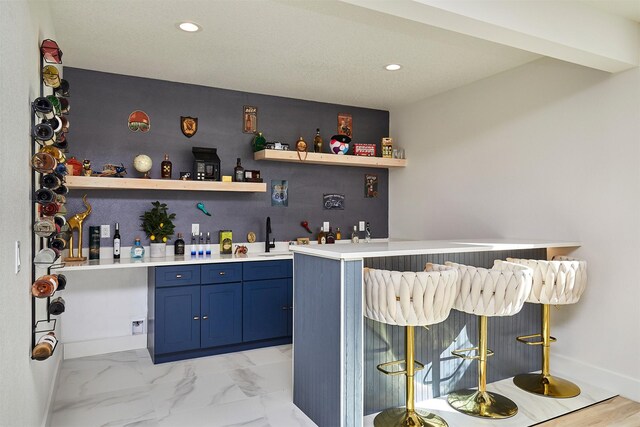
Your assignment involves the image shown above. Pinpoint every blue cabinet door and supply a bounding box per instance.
[286,277,293,337]
[201,283,242,348]
[156,286,201,354]
[243,279,288,342]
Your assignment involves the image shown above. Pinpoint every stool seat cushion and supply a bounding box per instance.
[446,261,533,317]
[364,264,458,327]
[501,257,587,305]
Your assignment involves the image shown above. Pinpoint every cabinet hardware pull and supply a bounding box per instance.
[289,306,294,309]
[193,316,200,320]
[202,316,208,320]
[219,271,226,275]
[282,306,288,310]
[176,274,182,278]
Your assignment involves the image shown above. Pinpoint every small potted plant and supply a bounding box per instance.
[140,201,176,258]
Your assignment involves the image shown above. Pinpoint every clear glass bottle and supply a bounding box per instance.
[113,222,121,259]
[198,232,204,256]
[351,225,359,243]
[130,237,145,259]
[365,222,371,243]
[174,233,185,256]
[234,158,244,182]
[190,233,197,257]
[161,154,172,179]
[313,128,323,153]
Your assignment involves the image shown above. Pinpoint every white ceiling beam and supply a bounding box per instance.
[341,0,639,72]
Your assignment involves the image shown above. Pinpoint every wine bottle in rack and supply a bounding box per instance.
[31,275,59,298]
[32,332,58,360]
[32,97,55,119]
[48,297,66,315]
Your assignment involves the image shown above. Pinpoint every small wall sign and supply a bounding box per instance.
[365,174,378,198]
[243,106,257,134]
[271,180,288,207]
[180,116,198,138]
[323,193,345,210]
[337,113,352,137]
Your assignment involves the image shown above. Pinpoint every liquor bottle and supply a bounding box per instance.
[365,222,371,243]
[198,233,204,256]
[161,154,172,179]
[336,227,342,240]
[48,297,66,315]
[234,158,244,182]
[190,233,197,257]
[174,233,185,255]
[205,232,211,256]
[313,128,323,153]
[317,227,326,244]
[351,225,359,243]
[130,237,145,259]
[113,222,121,259]
[89,226,100,260]
[326,227,336,244]
[32,332,58,360]
[32,275,59,298]
[252,132,266,152]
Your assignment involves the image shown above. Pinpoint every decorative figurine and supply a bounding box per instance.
[300,220,312,234]
[82,159,92,176]
[196,202,211,216]
[234,245,248,255]
[64,195,92,261]
[133,154,152,178]
[247,231,256,243]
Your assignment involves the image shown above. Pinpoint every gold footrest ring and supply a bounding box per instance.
[374,408,448,427]
[451,346,494,361]
[447,389,518,419]
[516,333,557,346]
[377,359,425,376]
[513,373,580,398]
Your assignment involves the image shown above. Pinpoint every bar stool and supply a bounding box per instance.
[445,261,533,419]
[364,263,459,427]
[501,256,587,398]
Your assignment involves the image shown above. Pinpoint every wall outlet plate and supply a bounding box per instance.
[132,320,144,335]
[323,221,330,231]
[101,224,110,238]
[359,221,365,231]
[192,223,199,235]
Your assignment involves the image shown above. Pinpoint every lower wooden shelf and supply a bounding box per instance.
[65,176,267,192]
[254,149,407,168]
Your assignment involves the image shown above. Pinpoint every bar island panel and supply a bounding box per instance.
[291,239,579,427]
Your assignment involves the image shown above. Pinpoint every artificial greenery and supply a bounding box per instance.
[140,201,176,243]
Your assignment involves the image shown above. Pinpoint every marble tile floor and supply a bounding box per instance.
[52,345,615,427]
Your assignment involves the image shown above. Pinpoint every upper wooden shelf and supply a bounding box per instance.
[65,176,267,192]
[254,150,407,168]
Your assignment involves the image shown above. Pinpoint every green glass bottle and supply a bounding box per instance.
[252,132,266,152]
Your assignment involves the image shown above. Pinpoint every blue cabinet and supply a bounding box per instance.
[201,283,242,348]
[155,286,201,354]
[149,259,293,363]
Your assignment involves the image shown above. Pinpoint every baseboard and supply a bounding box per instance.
[64,334,147,359]
[552,353,640,402]
[41,346,63,427]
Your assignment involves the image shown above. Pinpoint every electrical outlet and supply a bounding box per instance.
[132,320,144,335]
[15,241,20,275]
[192,223,199,235]
[100,224,110,238]
[323,221,330,231]
[359,221,365,231]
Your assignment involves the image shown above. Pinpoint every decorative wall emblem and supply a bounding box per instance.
[128,110,150,132]
[181,116,198,138]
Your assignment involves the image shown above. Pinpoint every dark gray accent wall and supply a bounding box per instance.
[64,68,389,248]
[363,248,546,415]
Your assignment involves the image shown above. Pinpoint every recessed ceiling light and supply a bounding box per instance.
[178,22,201,32]
[385,64,402,71]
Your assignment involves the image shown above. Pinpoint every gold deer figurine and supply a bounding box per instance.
[64,194,92,261]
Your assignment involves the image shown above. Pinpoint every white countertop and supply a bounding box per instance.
[59,251,293,271]
[289,238,581,260]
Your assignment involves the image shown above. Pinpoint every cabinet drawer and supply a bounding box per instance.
[155,265,200,288]
[201,263,242,284]
[243,260,292,281]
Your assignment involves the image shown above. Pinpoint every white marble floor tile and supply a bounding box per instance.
[137,358,197,386]
[56,362,148,399]
[150,371,248,418]
[228,361,292,397]
[260,391,317,427]
[61,350,141,373]
[155,396,268,427]
[51,386,156,427]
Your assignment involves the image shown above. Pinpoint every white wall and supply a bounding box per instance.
[0,1,61,426]
[389,57,640,400]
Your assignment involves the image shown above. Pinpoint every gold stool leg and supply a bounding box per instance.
[447,316,519,419]
[374,326,448,427]
[513,304,581,398]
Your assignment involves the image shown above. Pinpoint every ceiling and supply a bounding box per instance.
[48,0,637,110]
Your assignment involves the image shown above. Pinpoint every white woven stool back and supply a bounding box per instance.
[501,256,587,305]
[363,264,458,327]
[446,261,533,317]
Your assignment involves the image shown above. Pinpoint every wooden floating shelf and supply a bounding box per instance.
[254,150,407,168]
[65,176,267,192]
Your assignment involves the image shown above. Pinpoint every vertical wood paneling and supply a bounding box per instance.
[363,248,545,415]
[344,260,363,427]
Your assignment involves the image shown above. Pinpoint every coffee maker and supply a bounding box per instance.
[192,147,221,181]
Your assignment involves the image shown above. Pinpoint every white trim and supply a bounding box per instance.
[339,259,345,426]
[551,353,640,402]
[63,334,147,359]
[41,348,63,427]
